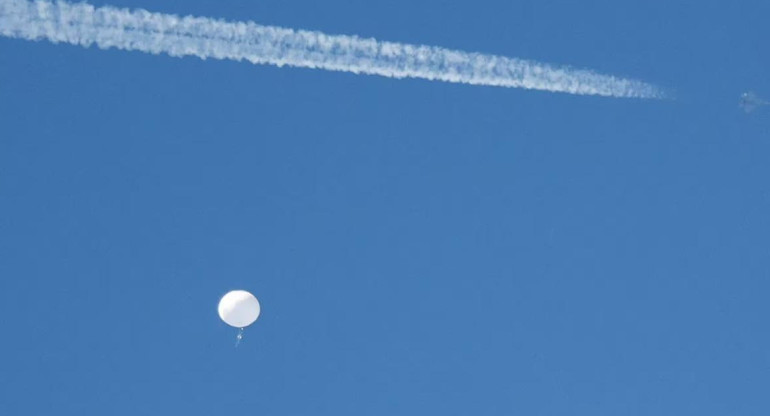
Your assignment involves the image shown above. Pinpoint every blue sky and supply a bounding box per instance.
[1,0,769,414]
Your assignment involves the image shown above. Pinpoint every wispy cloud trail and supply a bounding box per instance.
[0,0,664,98]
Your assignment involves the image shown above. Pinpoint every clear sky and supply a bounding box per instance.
[1,0,769,414]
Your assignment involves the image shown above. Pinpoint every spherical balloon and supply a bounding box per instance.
[218,290,260,328]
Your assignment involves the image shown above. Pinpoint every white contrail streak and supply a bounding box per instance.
[0,0,664,98]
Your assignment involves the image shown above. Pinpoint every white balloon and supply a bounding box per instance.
[218,290,261,328]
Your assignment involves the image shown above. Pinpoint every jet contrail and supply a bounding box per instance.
[0,0,664,98]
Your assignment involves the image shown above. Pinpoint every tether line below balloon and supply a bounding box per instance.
[235,328,245,348]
